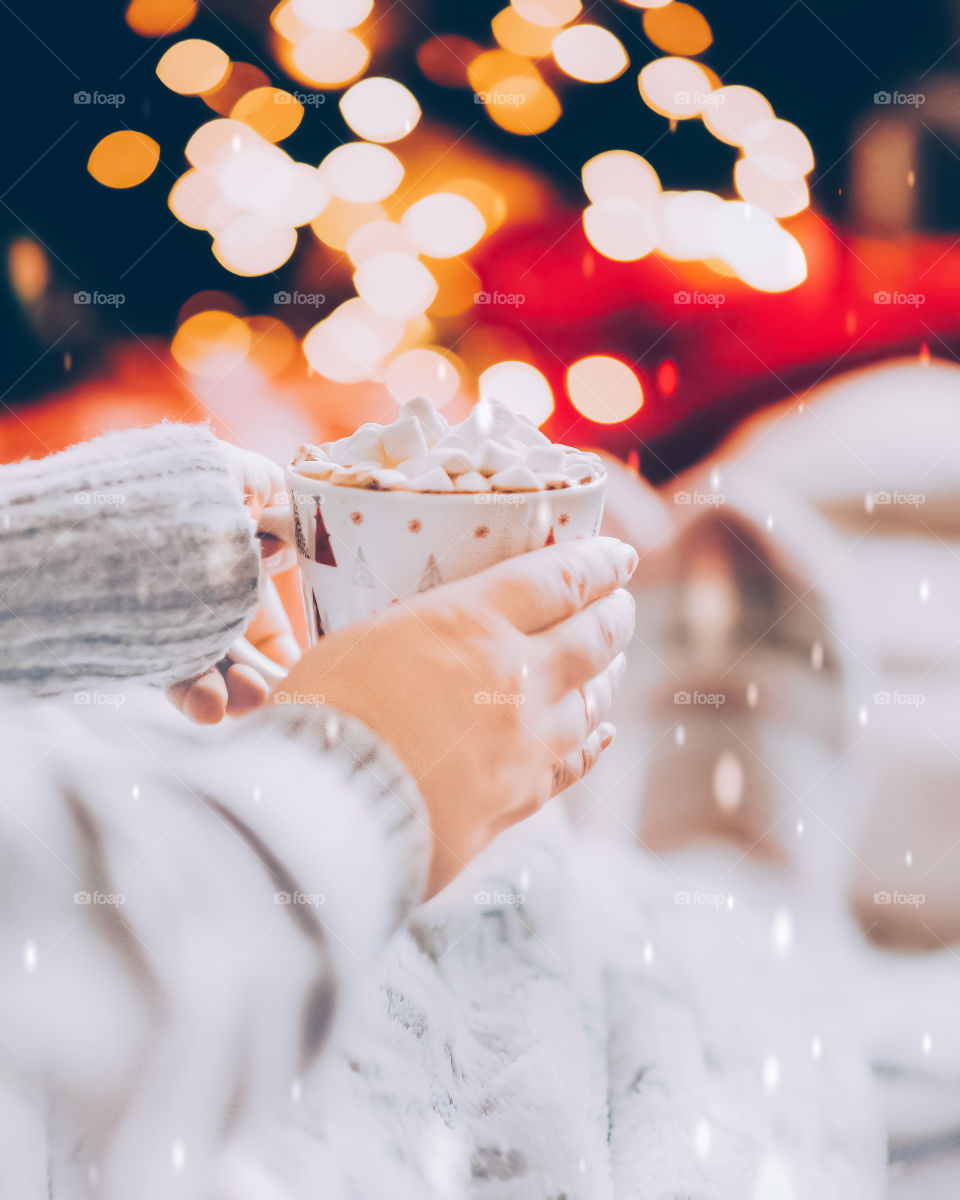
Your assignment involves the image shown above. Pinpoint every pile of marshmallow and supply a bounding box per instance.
[291,398,605,492]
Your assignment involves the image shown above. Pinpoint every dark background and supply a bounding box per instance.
[1,0,955,403]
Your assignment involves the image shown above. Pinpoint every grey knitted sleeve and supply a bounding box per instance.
[0,422,261,694]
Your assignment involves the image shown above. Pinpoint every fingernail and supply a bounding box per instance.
[615,544,639,584]
[599,721,616,749]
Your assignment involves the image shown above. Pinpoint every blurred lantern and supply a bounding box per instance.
[87,131,160,188]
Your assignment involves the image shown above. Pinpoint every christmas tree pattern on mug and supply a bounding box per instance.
[417,554,443,592]
[314,502,337,567]
[352,547,375,587]
[311,590,325,638]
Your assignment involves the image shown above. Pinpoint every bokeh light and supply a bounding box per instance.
[289,0,372,30]
[213,215,298,275]
[285,30,370,86]
[479,360,554,424]
[231,87,304,142]
[638,57,715,119]
[87,131,161,189]
[401,193,486,257]
[353,251,438,319]
[582,149,660,205]
[303,298,403,383]
[417,35,482,87]
[346,219,415,265]
[702,85,774,146]
[202,63,271,116]
[655,189,723,259]
[552,25,629,83]
[740,118,814,175]
[340,77,422,142]
[156,39,229,95]
[584,199,657,261]
[311,199,386,249]
[511,0,582,25]
[385,347,462,406]
[642,3,712,55]
[567,355,644,423]
[126,0,196,37]
[171,309,251,376]
[492,8,556,57]
[185,119,257,167]
[321,142,404,203]
[734,157,809,218]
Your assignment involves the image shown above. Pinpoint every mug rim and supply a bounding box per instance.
[284,461,608,502]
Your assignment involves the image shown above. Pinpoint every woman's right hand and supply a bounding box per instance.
[274,537,637,897]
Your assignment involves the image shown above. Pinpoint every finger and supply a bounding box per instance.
[239,449,287,516]
[224,663,270,716]
[549,653,627,749]
[182,669,229,725]
[245,576,301,667]
[550,723,616,797]
[536,589,635,696]
[166,678,194,715]
[462,537,638,634]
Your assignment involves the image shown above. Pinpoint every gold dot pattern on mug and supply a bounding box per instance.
[408,519,422,533]
[474,525,489,538]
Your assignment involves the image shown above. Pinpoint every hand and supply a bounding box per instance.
[275,537,638,897]
[168,445,300,724]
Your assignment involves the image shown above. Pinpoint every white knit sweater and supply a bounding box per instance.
[0,424,888,1199]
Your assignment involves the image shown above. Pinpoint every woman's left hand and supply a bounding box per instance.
[167,445,301,724]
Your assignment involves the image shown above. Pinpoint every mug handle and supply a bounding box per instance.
[228,502,300,683]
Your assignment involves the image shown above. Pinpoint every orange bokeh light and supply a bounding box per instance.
[231,86,304,142]
[126,0,196,37]
[202,62,271,116]
[567,355,644,423]
[417,35,482,87]
[642,3,713,56]
[171,310,251,376]
[156,39,229,95]
[87,131,161,189]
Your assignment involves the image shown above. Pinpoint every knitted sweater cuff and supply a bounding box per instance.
[0,422,260,694]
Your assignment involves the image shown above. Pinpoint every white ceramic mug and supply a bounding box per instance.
[279,464,607,642]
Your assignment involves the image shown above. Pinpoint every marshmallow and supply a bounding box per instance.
[509,416,551,447]
[435,447,475,475]
[541,474,570,490]
[475,439,523,476]
[295,459,339,481]
[454,470,490,492]
[337,460,386,487]
[403,466,455,492]
[400,397,448,446]
[490,465,542,491]
[381,415,429,466]
[525,444,565,474]
[366,467,408,489]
